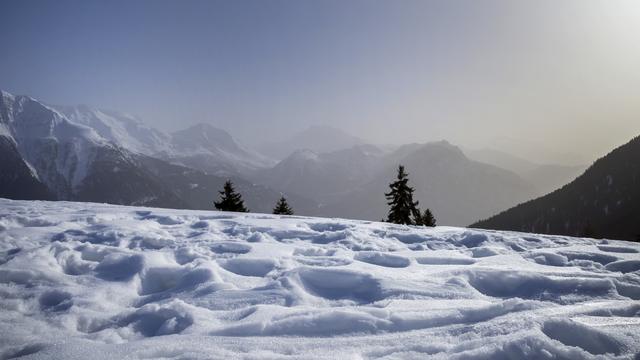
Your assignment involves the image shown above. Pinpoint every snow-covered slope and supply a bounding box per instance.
[53,104,274,175]
[54,105,173,156]
[1,199,639,359]
[0,91,110,197]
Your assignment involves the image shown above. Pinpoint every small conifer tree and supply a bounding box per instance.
[385,165,420,225]
[214,180,248,212]
[414,208,436,227]
[273,196,294,215]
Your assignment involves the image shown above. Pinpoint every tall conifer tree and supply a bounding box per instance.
[385,165,420,225]
[214,180,248,212]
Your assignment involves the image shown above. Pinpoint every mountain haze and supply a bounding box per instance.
[325,141,537,225]
[465,148,540,174]
[473,135,640,241]
[465,147,587,196]
[259,139,537,225]
[255,145,384,205]
[258,125,366,160]
[167,123,275,176]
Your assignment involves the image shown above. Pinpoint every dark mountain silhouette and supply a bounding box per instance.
[472,135,640,241]
[0,136,54,200]
[71,147,188,208]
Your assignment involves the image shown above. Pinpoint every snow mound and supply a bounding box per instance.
[1,198,640,359]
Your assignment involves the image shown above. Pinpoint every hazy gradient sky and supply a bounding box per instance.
[1,0,639,164]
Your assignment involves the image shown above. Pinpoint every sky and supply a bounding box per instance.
[1,0,639,164]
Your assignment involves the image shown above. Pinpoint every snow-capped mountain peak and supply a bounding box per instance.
[2,89,277,195]
[0,91,115,193]
[54,104,173,155]
[53,102,276,175]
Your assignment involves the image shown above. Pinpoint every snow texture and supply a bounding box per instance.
[1,198,640,359]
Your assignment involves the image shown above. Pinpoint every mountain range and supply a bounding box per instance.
[0,90,314,213]
[257,141,539,225]
[54,104,274,176]
[4,89,635,237]
[2,89,546,226]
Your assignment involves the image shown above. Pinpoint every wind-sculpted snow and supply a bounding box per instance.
[1,199,640,359]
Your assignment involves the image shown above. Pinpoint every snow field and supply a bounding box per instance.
[1,198,639,359]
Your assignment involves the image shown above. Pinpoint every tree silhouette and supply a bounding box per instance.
[273,196,294,215]
[414,208,436,227]
[214,180,248,212]
[385,165,420,225]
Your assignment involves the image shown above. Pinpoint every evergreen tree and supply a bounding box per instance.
[214,180,248,212]
[385,165,420,225]
[414,208,436,227]
[272,196,294,215]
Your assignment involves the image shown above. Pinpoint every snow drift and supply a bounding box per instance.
[1,198,639,359]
